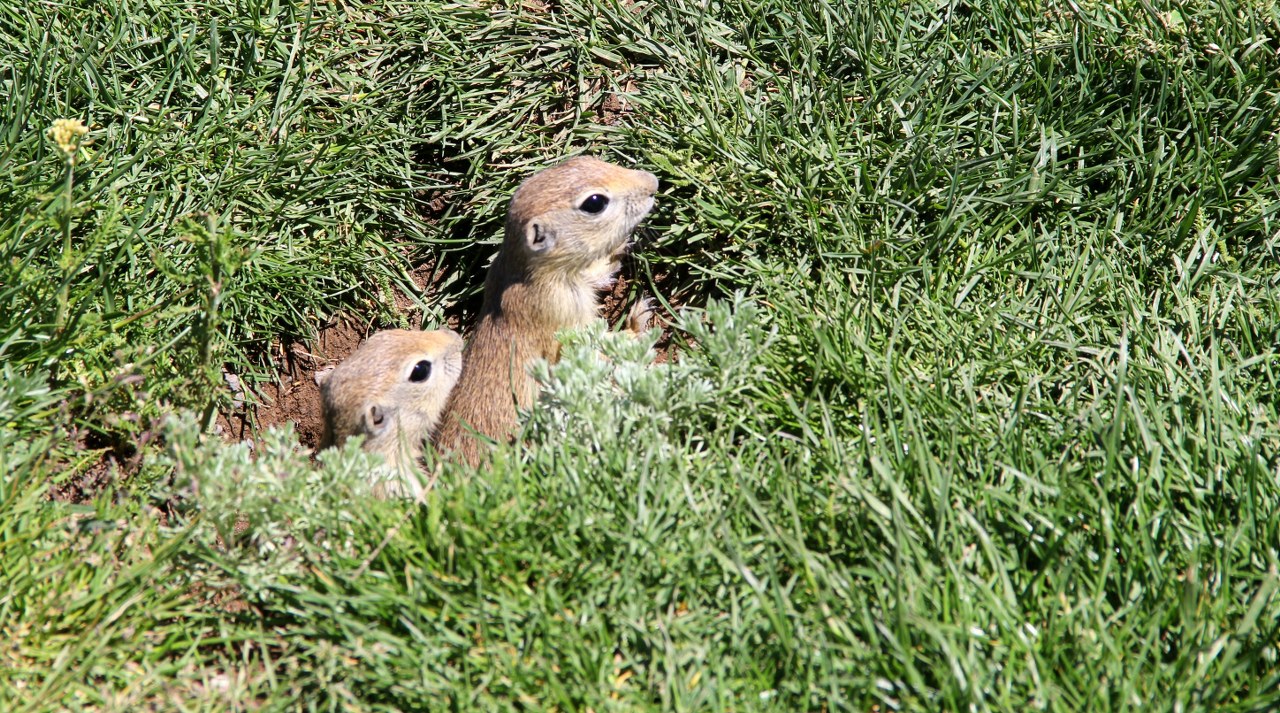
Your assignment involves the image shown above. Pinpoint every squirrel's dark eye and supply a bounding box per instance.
[579,194,609,214]
[408,360,432,383]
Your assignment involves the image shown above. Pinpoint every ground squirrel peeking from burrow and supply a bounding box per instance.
[434,155,660,464]
[316,328,464,490]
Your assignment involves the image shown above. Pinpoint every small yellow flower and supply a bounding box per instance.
[46,118,89,156]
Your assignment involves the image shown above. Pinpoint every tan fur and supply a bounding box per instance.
[317,328,464,477]
[435,156,659,464]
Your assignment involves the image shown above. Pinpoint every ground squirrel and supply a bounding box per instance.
[434,155,659,464]
[316,328,464,482]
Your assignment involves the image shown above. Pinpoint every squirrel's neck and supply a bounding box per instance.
[482,257,598,333]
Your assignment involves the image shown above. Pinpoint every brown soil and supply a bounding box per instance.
[186,579,255,617]
[216,316,367,451]
[598,78,639,126]
[600,245,686,364]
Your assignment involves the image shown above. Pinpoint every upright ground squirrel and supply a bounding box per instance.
[434,156,659,464]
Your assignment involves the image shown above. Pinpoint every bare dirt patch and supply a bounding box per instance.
[598,78,639,126]
[217,316,367,451]
[600,250,686,364]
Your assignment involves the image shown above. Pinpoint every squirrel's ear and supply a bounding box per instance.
[314,367,333,387]
[526,222,555,252]
[368,404,388,431]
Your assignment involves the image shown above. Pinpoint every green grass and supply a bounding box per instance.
[3,0,1279,709]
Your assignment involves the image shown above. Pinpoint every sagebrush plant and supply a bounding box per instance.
[155,299,822,711]
[159,415,395,602]
[528,293,776,457]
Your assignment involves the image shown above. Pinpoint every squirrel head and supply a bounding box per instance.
[317,328,464,471]
[501,156,658,283]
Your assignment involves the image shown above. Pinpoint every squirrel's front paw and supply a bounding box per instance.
[625,295,655,335]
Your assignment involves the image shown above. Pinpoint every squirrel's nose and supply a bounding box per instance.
[642,170,659,195]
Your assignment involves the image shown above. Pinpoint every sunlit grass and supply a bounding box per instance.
[1,0,1278,710]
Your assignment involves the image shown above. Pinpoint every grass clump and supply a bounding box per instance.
[2,0,1279,710]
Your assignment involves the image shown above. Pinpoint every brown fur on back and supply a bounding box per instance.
[435,284,561,463]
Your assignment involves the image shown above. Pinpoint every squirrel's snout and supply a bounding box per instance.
[639,170,659,196]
